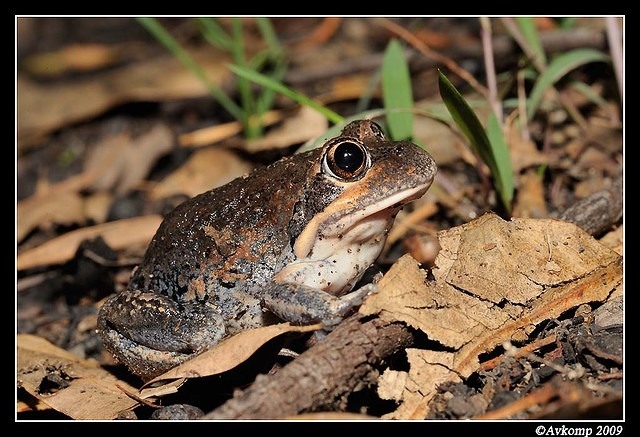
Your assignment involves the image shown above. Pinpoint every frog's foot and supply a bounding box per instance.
[98,290,226,380]
[99,327,192,381]
[262,282,377,329]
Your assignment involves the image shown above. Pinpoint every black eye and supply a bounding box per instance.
[322,138,371,181]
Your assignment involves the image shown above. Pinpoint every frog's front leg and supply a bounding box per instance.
[98,290,225,379]
[262,282,376,328]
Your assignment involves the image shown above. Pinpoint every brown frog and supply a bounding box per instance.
[98,119,437,381]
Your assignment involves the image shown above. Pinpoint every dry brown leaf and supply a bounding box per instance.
[17,215,162,271]
[82,191,114,225]
[243,106,329,153]
[148,147,253,200]
[178,110,283,148]
[17,125,172,242]
[85,123,174,195]
[21,43,130,76]
[360,212,623,419]
[17,191,85,243]
[143,323,323,388]
[314,74,376,105]
[18,47,230,149]
[378,349,462,420]
[512,168,548,218]
[17,334,139,420]
[600,225,623,256]
[413,113,466,166]
[504,114,547,173]
[438,213,620,304]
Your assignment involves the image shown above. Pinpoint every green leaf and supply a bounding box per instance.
[438,71,494,170]
[527,48,610,119]
[438,70,512,211]
[381,39,414,141]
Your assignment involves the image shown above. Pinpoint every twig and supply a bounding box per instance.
[285,26,608,86]
[375,18,489,99]
[479,335,557,372]
[480,17,502,123]
[202,315,414,419]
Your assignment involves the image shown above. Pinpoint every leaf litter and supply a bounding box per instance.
[360,212,622,419]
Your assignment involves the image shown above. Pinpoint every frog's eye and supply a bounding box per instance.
[322,138,371,181]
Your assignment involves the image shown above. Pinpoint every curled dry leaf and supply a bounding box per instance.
[17,215,162,271]
[18,47,230,149]
[243,106,329,153]
[360,212,622,419]
[17,125,172,242]
[178,110,283,148]
[142,323,323,390]
[148,147,253,200]
[17,334,139,420]
[85,123,174,195]
[17,191,86,243]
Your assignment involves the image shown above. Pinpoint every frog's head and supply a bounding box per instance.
[281,120,437,295]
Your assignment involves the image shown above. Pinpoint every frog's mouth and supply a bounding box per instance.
[293,182,431,261]
[283,182,430,295]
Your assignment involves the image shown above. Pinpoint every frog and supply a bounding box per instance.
[97,119,437,381]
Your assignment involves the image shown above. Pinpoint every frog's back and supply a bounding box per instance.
[129,152,320,303]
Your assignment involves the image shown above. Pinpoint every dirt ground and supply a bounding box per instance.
[16,17,623,421]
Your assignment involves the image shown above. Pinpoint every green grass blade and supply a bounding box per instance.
[255,17,280,50]
[229,18,256,136]
[381,39,414,141]
[252,18,287,124]
[515,17,547,67]
[196,17,233,51]
[137,17,244,121]
[569,81,608,107]
[527,48,610,119]
[228,64,344,124]
[486,112,514,210]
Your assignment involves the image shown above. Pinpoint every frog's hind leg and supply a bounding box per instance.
[99,325,190,381]
[98,291,225,374]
